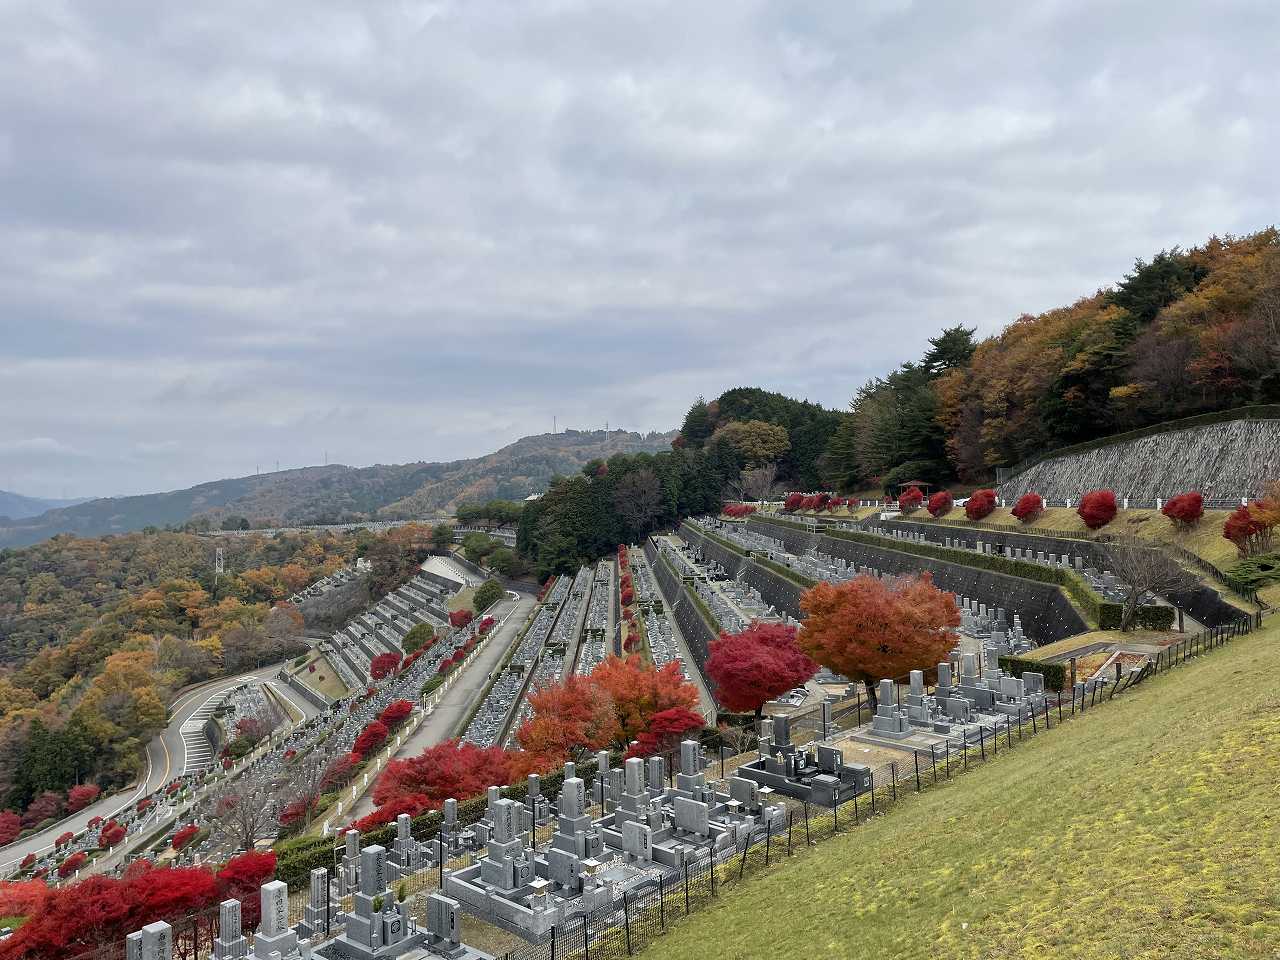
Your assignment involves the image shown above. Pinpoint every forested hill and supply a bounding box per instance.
[0,490,87,522]
[0,429,675,549]
[822,228,1280,491]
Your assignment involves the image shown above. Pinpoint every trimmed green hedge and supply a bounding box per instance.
[998,656,1067,692]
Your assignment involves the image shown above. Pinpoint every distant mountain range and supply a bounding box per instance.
[0,490,89,522]
[0,429,676,549]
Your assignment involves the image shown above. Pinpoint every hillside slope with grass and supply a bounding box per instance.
[643,621,1280,960]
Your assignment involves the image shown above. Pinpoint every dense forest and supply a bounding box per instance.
[0,524,429,817]
[831,229,1280,487]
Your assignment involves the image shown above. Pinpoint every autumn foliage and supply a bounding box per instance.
[0,812,20,845]
[589,656,700,745]
[65,784,102,814]
[783,493,804,512]
[1161,491,1204,527]
[369,651,403,680]
[706,622,817,718]
[1011,492,1044,523]
[171,824,200,850]
[624,707,706,759]
[798,574,959,701]
[377,699,414,728]
[926,490,953,518]
[356,740,520,831]
[516,674,619,764]
[449,609,474,629]
[965,489,996,520]
[1223,489,1280,556]
[352,721,389,759]
[897,486,924,512]
[1077,489,1118,529]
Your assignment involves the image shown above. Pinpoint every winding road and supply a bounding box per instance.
[0,661,318,875]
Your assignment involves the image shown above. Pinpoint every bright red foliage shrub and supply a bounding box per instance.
[449,609,474,629]
[319,753,360,792]
[171,824,200,850]
[966,489,997,520]
[65,784,101,814]
[369,651,402,680]
[57,852,87,878]
[898,486,924,512]
[783,493,804,512]
[1012,493,1044,523]
[706,622,818,718]
[22,791,63,828]
[99,821,126,847]
[624,707,706,760]
[55,831,74,848]
[1077,489,1117,529]
[217,851,277,928]
[0,811,19,846]
[926,491,953,517]
[352,720,389,758]
[378,699,414,728]
[1162,491,1204,526]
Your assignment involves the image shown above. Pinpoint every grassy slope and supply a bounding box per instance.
[643,621,1280,960]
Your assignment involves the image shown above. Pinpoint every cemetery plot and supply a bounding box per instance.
[463,576,574,748]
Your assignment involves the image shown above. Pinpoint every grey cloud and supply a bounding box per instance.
[0,0,1277,496]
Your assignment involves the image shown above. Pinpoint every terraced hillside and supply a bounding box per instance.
[642,619,1280,960]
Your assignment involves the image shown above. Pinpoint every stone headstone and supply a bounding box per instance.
[673,796,710,836]
[140,921,172,960]
[259,882,291,938]
[359,846,387,897]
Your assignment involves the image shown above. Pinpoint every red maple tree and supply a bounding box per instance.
[624,707,706,759]
[65,784,101,814]
[369,651,402,680]
[1161,491,1204,527]
[927,491,953,518]
[706,622,817,719]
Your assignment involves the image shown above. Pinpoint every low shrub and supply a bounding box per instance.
[1011,492,1044,523]
[1078,489,1117,530]
[927,491,953,518]
[966,489,996,520]
[1161,491,1204,527]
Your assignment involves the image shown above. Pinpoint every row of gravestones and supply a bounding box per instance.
[126,829,477,960]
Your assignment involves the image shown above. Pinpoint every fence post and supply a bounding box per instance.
[765,823,772,866]
[787,811,794,854]
[914,752,921,791]
[683,860,690,914]
[889,762,897,802]
[552,925,557,960]
[978,727,986,761]
[583,913,590,960]
[658,874,665,928]
[804,801,812,845]
[1031,706,1037,735]
[623,891,632,955]
[869,770,876,813]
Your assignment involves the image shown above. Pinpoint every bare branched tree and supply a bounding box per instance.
[200,774,285,853]
[1097,535,1197,631]
[734,463,779,502]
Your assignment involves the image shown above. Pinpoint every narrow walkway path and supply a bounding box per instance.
[345,590,536,821]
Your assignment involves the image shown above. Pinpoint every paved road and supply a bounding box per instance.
[346,590,536,821]
[0,661,316,874]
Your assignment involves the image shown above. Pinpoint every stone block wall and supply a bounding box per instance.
[997,418,1280,502]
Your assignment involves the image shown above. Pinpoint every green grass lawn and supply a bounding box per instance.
[642,620,1280,960]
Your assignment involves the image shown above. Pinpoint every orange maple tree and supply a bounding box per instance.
[587,656,700,746]
[797,573,959,706]
[516,675,619,764]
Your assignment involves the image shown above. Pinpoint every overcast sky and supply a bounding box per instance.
[1,1,1276,498]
